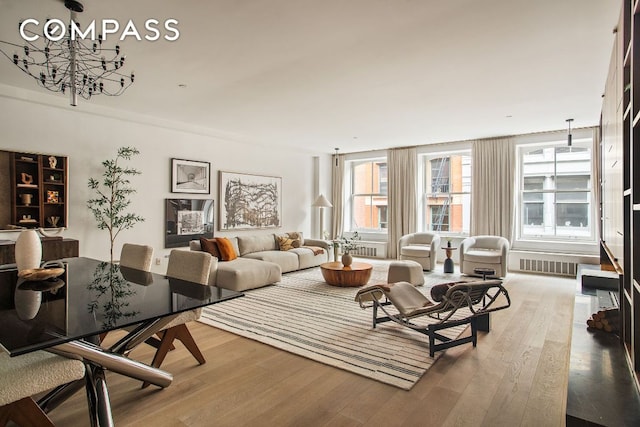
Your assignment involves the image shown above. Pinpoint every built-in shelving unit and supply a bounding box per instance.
[10,152,68,229]
[620,0,640,388]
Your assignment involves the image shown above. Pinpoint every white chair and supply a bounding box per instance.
[0,350,85,427]
[397,232,440,271]
[459,235,510,278]
[141,250,213,388]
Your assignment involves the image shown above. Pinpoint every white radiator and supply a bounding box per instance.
[352,241,387,259]
[518,258,577,276]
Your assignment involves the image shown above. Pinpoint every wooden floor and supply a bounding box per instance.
[48,272,576,427]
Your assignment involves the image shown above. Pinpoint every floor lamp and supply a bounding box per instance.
[312,194,333,239]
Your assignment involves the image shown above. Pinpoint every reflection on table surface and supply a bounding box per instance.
[0,257,242,356]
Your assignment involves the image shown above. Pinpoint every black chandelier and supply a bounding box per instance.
[0,0,134,106]
[566,118,574,147]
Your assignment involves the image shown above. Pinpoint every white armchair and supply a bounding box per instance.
[459,235,510,278]
[398,232,440,271]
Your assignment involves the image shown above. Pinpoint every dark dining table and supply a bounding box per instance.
[0,256,243,427]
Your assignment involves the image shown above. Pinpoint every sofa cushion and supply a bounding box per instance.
[237,234,278,256]
[215,237,238,261]
[400,245,432,258]
[244,250,299,273]
[200,237,220,259]
[216,258,281,292]
[290,247,328,269]
[463,249,502,264]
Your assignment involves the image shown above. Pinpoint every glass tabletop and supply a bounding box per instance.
[0,257,243,356]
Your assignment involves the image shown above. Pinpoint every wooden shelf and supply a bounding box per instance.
[10,152,67,230]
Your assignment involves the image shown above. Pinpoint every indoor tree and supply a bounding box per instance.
[87,146,145,263]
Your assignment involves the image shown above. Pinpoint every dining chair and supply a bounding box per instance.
[0,350,85,427]
[119,243,154,271]
[141,249,212,388]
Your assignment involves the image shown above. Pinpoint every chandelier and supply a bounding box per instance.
[0,0,134,106]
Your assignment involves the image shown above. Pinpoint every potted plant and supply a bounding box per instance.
[338,231,361,267]
[87,146,145,264]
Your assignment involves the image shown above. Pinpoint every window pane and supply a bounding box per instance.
[429,204,449,232]
[524,176,544,191]
[378,163,388,195]
[523,192,544,202]
[352,195,388,230]
[556,175,590,191]
[430,157,450,193]
[523,203,543,225]
[556,191,589,202]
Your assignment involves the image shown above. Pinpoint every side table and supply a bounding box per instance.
[441,245,457,273]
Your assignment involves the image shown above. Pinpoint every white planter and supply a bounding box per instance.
[15,229,42,271]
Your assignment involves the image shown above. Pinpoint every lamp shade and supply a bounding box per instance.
[312,194,333,208]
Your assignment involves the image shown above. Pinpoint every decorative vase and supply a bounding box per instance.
[447,240,451,248]
[20,193,32,206]
[341,252,353,267]
[15,229,42,272]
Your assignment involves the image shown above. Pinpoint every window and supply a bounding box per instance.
[518,141,593,240]
[422,152,471,234]
[349,159,388,232]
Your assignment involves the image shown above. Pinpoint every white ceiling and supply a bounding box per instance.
[0,0,620,154]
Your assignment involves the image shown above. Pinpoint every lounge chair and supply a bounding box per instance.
[354,280,511,356]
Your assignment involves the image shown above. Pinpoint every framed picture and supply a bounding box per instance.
[165,198,214,248]
[171,158,210,194]
[47,190,59,204]
[219,171,282,230]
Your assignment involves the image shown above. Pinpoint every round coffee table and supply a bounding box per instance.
[320,262,373,287]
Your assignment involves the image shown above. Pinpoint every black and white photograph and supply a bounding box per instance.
[171,158,210,194]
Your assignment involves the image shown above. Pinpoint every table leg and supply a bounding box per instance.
[444,257,454,273]
[477,313,490,332]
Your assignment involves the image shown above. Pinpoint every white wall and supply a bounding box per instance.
[0,93,317,273]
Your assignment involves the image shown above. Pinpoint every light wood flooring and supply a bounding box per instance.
[48,272,576,427]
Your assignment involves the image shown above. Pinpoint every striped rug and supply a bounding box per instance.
[199,260,475,390]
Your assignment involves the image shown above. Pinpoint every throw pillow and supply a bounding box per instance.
[200,237,221,259]
[215,237,238,261]
[277,236,295,251]
[286,232,303,248]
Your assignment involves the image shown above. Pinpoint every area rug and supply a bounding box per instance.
[199,260,474,390]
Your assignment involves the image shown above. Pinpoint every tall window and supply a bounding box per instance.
[518,142,593,240]
[422,152,471,234]
[349,159,388,232]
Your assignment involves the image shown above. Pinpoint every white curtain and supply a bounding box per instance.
[470,138,515,240]
[331,153,345,240]
[387,147,417,258]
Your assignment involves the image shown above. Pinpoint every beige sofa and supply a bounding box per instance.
[190,233,330,291]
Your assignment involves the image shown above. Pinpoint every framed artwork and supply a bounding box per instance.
[165,198,214,248]
[47,190,59,204]
[171,158,210,194]
[219,171,282,230]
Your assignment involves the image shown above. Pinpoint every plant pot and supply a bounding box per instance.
[341,252,353,267]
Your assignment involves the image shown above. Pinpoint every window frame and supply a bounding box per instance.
[516,139,595,243]
[347,158,388,233]
[420,150,471,236]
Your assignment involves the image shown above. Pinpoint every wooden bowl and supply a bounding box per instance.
[18,267,65,281]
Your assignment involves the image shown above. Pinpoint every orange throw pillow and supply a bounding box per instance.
[200,237,220,259]
[215,237,238,261]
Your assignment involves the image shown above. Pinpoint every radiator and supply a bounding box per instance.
[351,241,387,259]
[518,258,578,276]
